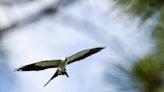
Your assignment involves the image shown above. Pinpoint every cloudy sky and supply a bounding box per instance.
[0,0,154,92]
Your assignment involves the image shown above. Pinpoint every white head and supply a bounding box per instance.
[61,57,66,61]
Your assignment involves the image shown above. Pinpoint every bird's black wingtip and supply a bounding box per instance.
[14,68,22,72]
[97,46,105,50]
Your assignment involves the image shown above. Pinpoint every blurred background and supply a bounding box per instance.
[0,0,163,92]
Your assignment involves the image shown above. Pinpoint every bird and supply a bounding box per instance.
[16,47,105,87]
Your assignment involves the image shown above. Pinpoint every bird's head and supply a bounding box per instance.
[61,57,66,61]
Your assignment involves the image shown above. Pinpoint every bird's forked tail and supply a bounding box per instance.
[43,69,69,87]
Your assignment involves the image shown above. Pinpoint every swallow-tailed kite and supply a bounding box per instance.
[16,47,104,87]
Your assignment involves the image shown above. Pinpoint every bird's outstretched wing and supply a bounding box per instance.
[67,47,105,64]
[16,60,61,71]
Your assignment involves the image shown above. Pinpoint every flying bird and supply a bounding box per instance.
[16,47,105,87]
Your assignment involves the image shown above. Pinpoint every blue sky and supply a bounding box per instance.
[0,0,155,92]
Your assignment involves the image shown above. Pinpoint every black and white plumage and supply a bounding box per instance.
[16,47,105,87]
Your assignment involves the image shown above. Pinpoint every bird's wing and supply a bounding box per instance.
[67,47,105,64]
[16,60,61,71]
